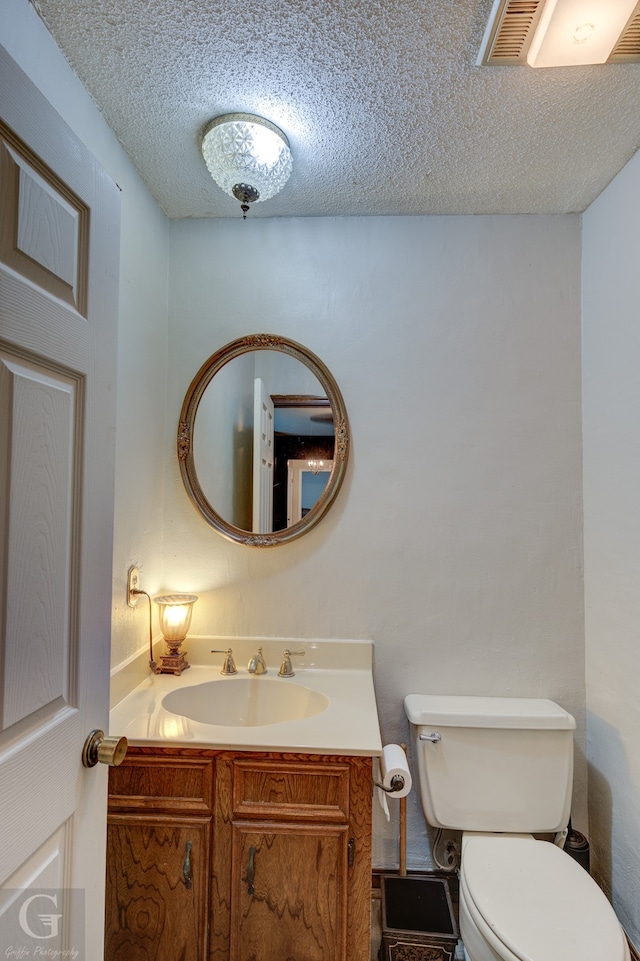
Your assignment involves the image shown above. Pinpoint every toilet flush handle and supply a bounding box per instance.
[419,732,442,744]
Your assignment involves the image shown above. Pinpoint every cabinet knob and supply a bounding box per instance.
[82,729,128,768]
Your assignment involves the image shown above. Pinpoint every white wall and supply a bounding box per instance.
[1,0,171,671]
[1,0,591,876]
[167,214,585,867]
[583,149,640,947]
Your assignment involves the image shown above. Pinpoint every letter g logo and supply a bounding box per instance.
[18,893,63,940]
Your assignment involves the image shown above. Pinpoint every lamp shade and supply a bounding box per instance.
[201,113,293,205]
[154,594,198,642]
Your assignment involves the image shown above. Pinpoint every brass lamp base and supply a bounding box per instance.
[155,650,190,675]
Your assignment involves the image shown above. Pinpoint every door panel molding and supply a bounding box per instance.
[0,129,89,313]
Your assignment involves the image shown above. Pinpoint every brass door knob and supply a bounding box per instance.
[82,729,128,768]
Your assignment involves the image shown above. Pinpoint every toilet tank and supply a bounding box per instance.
[404,694,576,833]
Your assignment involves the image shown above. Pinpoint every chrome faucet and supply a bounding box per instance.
[247,647,267,675]
[210,648,237,675]
[278,649,305,677]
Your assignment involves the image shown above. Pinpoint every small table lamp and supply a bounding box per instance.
[154,593,198,675]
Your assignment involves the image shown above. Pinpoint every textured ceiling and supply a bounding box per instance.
[31,0,640,218]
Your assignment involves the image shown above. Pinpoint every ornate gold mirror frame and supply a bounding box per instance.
[177,334,350,546]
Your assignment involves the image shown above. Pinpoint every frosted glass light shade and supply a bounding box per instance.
[154,594,198,642]
[527,0,638,67]
[201,113,293,203]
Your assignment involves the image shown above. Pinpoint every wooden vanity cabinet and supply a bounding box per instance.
[106,751,214,961]
[106,747,372,961]
[213,753,372,961]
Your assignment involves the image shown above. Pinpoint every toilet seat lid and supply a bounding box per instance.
[462,834,627,961]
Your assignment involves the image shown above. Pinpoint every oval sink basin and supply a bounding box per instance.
[162,677,329,727]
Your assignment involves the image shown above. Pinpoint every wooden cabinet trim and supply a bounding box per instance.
[345,755,373,959]
[108,754,214,812]
[232,758,351,822]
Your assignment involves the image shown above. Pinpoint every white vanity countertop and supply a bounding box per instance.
[109,637,383,757]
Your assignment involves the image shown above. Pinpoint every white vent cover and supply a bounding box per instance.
[477,0,640,65]
[477,0,545,64]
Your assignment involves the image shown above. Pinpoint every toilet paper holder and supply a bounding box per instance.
[375,743,413,796]
[374,773,407,794]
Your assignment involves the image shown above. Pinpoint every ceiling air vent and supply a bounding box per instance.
[477,0,640,66]
[609,3,640,61]
[477,0,545,65]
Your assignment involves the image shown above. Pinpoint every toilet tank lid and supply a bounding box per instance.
[404,694,576,730]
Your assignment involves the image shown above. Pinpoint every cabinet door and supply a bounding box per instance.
[230,821,348,961]
[105,814,210,961]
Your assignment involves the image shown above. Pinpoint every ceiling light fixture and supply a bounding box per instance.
[306,459,327,475]
[528,0,639,66]
[201,113,293,218]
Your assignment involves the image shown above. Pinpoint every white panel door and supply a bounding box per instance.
[0,46,120,958]
[287,460,333,525]
[252,377,274,533]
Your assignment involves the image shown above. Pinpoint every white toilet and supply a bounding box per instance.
[404,694,631,961]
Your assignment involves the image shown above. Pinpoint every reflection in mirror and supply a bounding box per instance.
[178,335,349,546]
[287,458,333,526]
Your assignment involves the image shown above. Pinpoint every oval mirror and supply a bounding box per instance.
[177,334,350,546]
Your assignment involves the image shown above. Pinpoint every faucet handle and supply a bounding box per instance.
[278,649,305,677]
[210,648,237,675]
